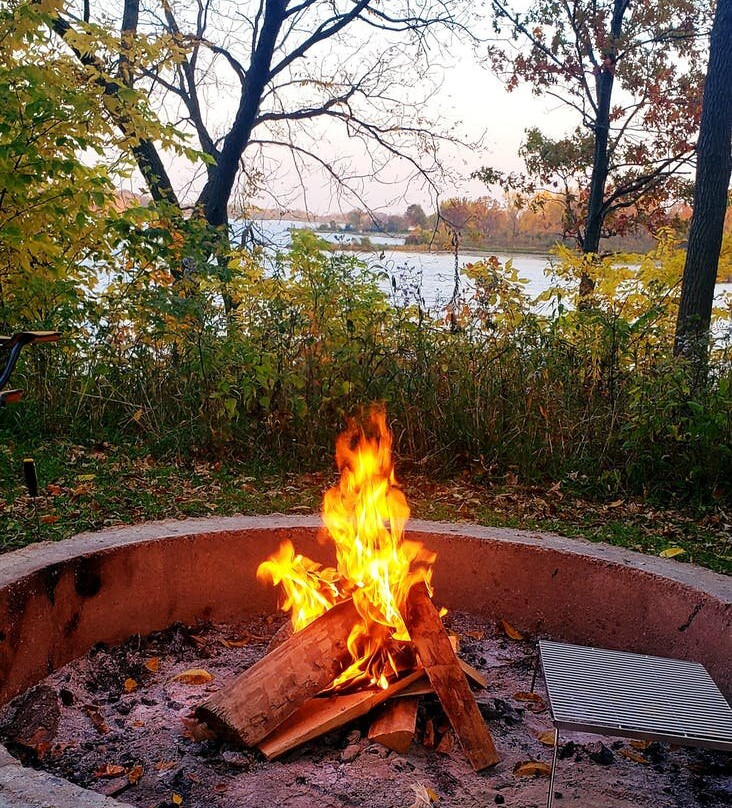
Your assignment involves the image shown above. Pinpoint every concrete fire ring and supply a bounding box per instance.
[0,516,730,807]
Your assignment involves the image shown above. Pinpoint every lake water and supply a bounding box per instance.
[247,219,731,340]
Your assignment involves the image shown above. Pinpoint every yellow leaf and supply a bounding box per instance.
[131,409,144,422]
[659,547,685,559]
[513,760,552,778]
[94,763,126,779]
[501,619,524,640]
[75,474,96,482]
[630,739,652,750]
[220,638,250,649]
[513,691,543,703]
[619,749,649,764]
[145,657,160,672]
[123,678,138,692]
[172,668,213,685]
[127,764,143,784]
[172,794,183,805]
[537,730,556,746]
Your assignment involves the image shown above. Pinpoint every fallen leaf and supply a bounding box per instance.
[408,783,438,807]
[186,771,201,783]
[513,760,552,778]
[95,764,126,779]
[465,630,484,641]
[127,764,143,785]
[220,638,251,649]
[47,484,63,496]
[123,678,138,692]
[513,691,542,703]
[75,474,96,482]
[172,668,213,685]
[145,657,160,673]
[154,760,178,771]
[619,749,649,764]
[629,739,652,750]
[83,705,109,734]
[513,691,547,712]
[537,730,556,746]
[659,547,686,559]
[172,794,183,806]
[213,784,228,793]
[132,720,145,728]
[501,620,524,641]
[40,514,60,524]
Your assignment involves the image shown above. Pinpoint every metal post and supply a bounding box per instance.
[530,650,541,693]
[546,727,559,808]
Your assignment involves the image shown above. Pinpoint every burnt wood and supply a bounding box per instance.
[403,582,499,770]
[368,696,419,753]
[257,668,424,759]
[195,599,358,745]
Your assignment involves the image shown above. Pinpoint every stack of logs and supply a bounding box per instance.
[195,583,499,771]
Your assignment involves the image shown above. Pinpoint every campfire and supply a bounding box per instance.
[195,406,499,770]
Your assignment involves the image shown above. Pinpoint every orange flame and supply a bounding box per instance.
[257,406,435,689]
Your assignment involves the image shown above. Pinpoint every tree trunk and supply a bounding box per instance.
[197,0,287,228]
[582,69,613,255]
[674,0,732,363]
[578,0,629,296]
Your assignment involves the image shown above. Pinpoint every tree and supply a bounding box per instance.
[51,1,470,235]
[405,203,427,228]
[0,0,120,330]
[481,0,710,259]
[674,0,732,363]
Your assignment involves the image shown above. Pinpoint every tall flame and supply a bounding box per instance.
[257,406,435,689]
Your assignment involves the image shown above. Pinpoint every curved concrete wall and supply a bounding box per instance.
[1,515,730,710]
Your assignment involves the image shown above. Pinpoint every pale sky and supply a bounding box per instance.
[243,53,575,216]
[116,2,578,218]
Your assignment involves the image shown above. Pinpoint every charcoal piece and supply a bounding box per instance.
[476,696,523,725]
[586,741,614,765]
[0,684,59,754]
[557,740,576,760]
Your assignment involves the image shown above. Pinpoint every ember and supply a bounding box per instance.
[196,407,499,770]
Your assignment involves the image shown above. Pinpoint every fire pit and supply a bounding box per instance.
[0,414,730,806]
[1,516,730,806]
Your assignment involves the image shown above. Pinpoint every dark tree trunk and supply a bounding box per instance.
[582,0,630,255]
[50,14,180,208]
[582,61,614,255]
[674,0,732,361]
[197,0,288,228]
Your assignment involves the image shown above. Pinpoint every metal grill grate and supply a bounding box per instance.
[539,640,732,751]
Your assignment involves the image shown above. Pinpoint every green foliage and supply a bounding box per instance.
[3,222,729,504]
[0,0,118,330]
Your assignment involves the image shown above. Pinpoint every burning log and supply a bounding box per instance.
[257,669,424,759]
[195,599,359,745]
[367,697,419,753]
[403,582,499,771]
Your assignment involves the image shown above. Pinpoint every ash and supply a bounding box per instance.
[1,612,729,808]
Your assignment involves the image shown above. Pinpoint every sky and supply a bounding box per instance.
[116,1,579,218]
[245,47,577,216]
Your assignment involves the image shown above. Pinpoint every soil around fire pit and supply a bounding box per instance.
[1,613,730,808]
